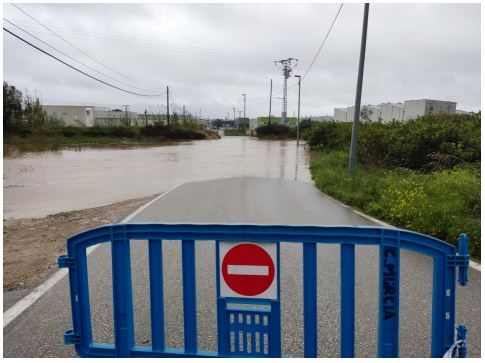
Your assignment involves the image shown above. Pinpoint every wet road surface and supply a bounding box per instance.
[3,178,480,357]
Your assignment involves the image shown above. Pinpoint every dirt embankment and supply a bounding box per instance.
[3,195,156,291]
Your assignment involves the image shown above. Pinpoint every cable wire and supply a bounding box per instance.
[4,18,163,94]
[10,3,160,91]
[4,27,165,97]
[302,3,344,79]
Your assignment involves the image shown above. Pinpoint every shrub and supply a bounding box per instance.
[302,121,352,149]
[303,113,480,171]
[311,150,481,259]
[255,124,296,138]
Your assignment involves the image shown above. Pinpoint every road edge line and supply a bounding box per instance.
[3,184,183,328]
[316,188,481,271]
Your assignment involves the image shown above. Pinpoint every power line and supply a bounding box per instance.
[12,19,273,61]
[12,22,274,65]
[302,3,344,79]
[10,3,160,91]
[4,18,163,94]
[3,28,165,97]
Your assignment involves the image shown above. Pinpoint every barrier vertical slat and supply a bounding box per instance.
[340,243,355,357]
[377,243,400,357]
[77,247,93,347]
[269,242,281,357]
[251,313,256,354]
[431,254,455,357]
[182,239,197,354]
[111,229,135,357]
[270,301,281,356]
[303,242,317,357]
[444,259,456,355]
[215,241,228,356]
[148,239,165,351]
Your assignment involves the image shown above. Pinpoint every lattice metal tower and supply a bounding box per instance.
[274,58,298,124]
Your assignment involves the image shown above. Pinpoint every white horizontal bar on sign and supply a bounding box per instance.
[227,265,269,276]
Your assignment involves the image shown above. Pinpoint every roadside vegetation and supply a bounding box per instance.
[3,82,219,153]
[254,119,316,139]
[223,128,248,136]
[303,113,481,259]
[255,124,296,139]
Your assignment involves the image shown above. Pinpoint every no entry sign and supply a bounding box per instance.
[219,241,278,299]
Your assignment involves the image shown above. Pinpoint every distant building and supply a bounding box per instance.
[94,108,138,126]
[333,108,348,122]
[333,99,459,123]
[249,118,258,130]
[236,117,250,129]
[43,105,138,127]
[380,103,404,123]
[43,105,95,126]
[403,99,456,120]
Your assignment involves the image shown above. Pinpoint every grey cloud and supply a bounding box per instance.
[3,3,481,119]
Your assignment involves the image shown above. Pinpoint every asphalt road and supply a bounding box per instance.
[3,177,480,357]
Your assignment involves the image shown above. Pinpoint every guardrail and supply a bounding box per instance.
[58,224,469,358]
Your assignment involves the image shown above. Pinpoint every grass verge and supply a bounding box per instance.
[310,149,480,260]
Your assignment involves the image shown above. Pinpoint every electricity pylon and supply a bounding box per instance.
[274,58,298,125]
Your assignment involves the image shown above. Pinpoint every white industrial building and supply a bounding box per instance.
[402,99,456,120]
[334,108,348,122]
[333,99,459,123]
[43,105,138,127]
[380,103,404,122]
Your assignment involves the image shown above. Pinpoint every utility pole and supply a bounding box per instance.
[199,109,202,122]
[232,107,236,127]
[274,58,298,125]
[183,105,186,122]
[348,3,369,175]
[144,109,148,127]
[166,85,170,126]
[122,104,129,126]
[269,79,272,125]
[295,75,301,147]
[242,93,246,119]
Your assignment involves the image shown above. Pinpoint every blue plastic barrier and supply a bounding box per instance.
[58,224,469,358]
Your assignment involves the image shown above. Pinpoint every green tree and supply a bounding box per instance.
[3,81,23,127]
[23,91,47,126]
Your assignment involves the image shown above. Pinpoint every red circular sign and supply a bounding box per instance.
[222,243,275,296]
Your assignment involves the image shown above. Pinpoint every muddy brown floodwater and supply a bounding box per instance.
[4,137,311,219]
[3,137,311,295]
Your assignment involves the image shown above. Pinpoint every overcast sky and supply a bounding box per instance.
[3,2,481,118]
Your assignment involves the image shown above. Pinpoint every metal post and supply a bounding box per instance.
[274,58,298,125]
[166,86,170,126]
[348,3,369,175]
[269,79,273,125]
[295,75,301,147]
[242,93,246,119]
[122,104,129,127]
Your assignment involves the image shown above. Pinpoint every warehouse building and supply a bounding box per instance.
[380,103,404,123]
[402,99,456,120]
[43,105,138,127]
[334,99,458,123]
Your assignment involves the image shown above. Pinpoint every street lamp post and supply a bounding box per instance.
[294,75,301,147]
[242,93,246,119]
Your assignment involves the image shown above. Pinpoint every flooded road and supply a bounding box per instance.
[3,137,311,219]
